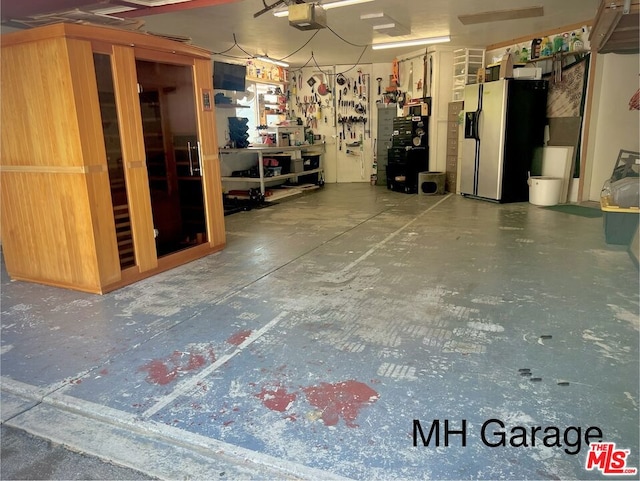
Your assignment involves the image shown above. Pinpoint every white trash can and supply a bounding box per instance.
[528,176,562,206]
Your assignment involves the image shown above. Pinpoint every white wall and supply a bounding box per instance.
[585,53,640,201]
[426,46,454,173]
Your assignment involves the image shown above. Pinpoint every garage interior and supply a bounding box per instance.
[1,1,639,480]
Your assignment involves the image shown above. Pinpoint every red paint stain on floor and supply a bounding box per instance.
[303,380,379,428]
[140,359,178,385]
[139,345,216,385]
[185,352,207,370]
[255,383,297,412]
[227,329,253,346]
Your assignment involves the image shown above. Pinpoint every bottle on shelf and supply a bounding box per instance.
[541,37,553,57]
[530,38,542,59]
[570,31,584,51]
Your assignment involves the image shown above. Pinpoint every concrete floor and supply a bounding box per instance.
[1,184,638,480]
[1,424,157,480]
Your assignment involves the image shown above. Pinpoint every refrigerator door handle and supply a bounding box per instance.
[464,110,481,140]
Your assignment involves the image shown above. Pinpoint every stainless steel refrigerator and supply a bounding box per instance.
[460,79,548,203]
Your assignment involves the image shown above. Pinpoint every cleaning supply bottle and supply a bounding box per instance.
[530,38,542,59]
[553,35,564,53]
[541,37,552,57]
[571,31,584,51]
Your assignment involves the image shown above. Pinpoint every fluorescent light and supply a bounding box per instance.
[360,12,409,36]
[274,0,374,17]
[372,36,451,50]
[255,55,290,68]
[360,12,386,22]
[322,0,375,10]
[373,22,410,36]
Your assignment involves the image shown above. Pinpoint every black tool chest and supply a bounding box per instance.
[387,116,429,193]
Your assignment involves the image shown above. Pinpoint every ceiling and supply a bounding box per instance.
[1,0,602,65]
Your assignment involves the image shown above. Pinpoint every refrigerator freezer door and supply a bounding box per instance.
[477,79,508,201]
[460,83,480,196]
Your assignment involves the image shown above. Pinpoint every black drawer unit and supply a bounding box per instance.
[388,146,411,163]
[392,115,429,148]
[386,147,428,194]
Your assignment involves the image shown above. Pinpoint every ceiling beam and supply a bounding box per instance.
[458,6,544,26]
[1,0,101,20]
[117,0,242,17]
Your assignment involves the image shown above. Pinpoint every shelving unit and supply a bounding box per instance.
[215,103,250,109]
[246,76,287,87]
[522,49,590,69]
[590,0,639,54]
[219,144,325,202]
[256,83,287,126]
[139,91,170,193]
[452,48,485,101]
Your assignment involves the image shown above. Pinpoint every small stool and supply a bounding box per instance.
[418,171,446,195]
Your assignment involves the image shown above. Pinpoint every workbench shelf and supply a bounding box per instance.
[215,103,250,109]
[246,77,287,87]
[523,49,590,63]
[219,144,325,202]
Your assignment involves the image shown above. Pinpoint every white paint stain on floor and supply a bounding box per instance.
[607,304,640,331]
[471,296,505,306]
[467,321,505,333]
[624,392,638,409]
[442,340,486,354]
[377,362,417,381]
[582,329,631,362]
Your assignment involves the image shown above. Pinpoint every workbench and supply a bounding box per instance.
[219,143,325,202]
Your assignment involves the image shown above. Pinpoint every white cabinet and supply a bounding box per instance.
[452,48,485,101]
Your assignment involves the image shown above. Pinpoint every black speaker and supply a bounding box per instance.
[228,117,250,148]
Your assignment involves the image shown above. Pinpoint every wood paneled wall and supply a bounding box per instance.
[111,45,158,273]
[1,36,120,292]
[193,58,226,249]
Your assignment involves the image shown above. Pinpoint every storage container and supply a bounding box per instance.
[600,196,639,245]
[528,176,562,206]
[600,149,639,245]
[303,154,320,171]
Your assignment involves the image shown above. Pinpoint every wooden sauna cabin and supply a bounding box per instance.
[1,23,226,294]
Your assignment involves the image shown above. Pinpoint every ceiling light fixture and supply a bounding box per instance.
[274,0,375,17]
[359,12,385,22]
[371,35,451,50]
[322,0,375,9]
[373,23,411,36]
[360,12,410,36]
[255,55,290,68]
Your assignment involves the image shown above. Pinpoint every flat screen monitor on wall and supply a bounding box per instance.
[213,61,246,92]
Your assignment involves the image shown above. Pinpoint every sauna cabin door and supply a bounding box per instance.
[135,60,208,257]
